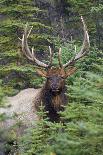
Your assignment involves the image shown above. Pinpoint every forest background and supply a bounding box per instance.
[0,0,103,155]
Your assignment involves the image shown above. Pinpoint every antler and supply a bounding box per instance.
[58,48,62,67]
[58,16,90,68]
[20,23,53,68]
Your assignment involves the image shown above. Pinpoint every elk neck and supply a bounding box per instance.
[41,83,67,112]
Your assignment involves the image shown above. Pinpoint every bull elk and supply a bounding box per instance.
[0,16,90,129]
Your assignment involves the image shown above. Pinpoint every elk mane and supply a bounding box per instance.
[41,83,67,121]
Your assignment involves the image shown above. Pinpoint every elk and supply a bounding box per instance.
[0,16,90,129]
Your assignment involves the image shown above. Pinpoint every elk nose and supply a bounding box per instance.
[51,85,58,90]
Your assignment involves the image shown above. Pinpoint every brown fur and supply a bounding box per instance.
[35,67,76,122]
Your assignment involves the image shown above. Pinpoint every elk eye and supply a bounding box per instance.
[61,76,65,79]
[47,77,52,80]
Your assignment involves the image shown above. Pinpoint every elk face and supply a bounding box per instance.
[36,67,76,94]
[46,75,65,94]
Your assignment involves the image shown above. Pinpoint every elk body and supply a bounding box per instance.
[0,16,90,130]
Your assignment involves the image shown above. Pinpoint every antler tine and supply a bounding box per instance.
[58,48,63,67]
[21,24,51,68]
[63,16,90,68]
[47,46,53,67]
[74,45,77,53]
[21,24,33,60]
[27,25,33,38]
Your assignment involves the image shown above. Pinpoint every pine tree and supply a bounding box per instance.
[0,1,103,154]
[0,0,53,95]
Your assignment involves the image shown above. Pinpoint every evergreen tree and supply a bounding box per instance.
[0,0,103,154]
[0,0,52,95]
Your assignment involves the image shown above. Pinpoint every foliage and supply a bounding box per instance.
[0,0,103,155]
[0,0,52,95]
[0,80,5,106]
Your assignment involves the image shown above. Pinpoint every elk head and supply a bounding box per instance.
[20,16,90,95]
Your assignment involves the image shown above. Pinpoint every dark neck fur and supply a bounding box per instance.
[41,84,67,122]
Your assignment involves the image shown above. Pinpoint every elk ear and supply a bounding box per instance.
[36,69,47,77]
[65,67,77,78]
